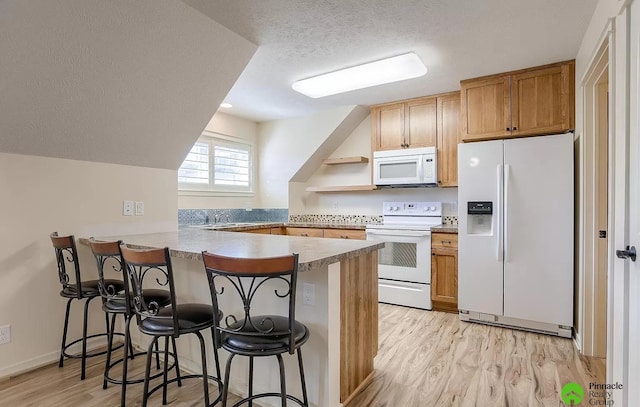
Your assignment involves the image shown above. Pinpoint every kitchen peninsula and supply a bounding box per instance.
[81,228,382,407]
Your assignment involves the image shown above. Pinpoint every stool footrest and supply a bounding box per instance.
[232,392,306,407]
[61,332,125,359]
[146,374,224,407]
[104,349,178,386]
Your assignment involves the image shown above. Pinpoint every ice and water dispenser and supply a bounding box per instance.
[467,201,493,235]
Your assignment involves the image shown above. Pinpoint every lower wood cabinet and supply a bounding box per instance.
[244,228,271,234]
[322,228,366,240]
[285,227,325,237]
[431,232,458,313]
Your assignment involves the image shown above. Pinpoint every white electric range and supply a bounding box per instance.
[366,201,442,310]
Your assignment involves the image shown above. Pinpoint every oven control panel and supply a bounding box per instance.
[382,201,442,216]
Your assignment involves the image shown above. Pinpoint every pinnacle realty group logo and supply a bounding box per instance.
[561,381,623,405]
[562,383,584,405]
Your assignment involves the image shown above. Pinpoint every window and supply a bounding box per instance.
[178,132,254,195]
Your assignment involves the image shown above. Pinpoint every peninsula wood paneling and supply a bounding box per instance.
[340,250,378,403]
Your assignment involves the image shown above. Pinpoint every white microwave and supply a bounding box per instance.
[373,147,437,187]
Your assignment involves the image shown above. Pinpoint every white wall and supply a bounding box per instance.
[257,106,361,208]
[0,153,177,378]
[178,111,260,209]
[291,114,458,216]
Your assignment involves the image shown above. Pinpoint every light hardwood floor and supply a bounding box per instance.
[348,304,605,407]
[0,304,605,406]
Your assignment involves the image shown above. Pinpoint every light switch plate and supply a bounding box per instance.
[135,201,144,216]
[123,200,134,216]
[302,283,315,306]
[0,325,11,345]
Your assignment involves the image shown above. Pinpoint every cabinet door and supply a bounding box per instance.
[436,93,460,187]
[460,75,511,141]
[431,247,458,313]
[405,97,437,148]
[511,62,574,137]
[372,104,405,151]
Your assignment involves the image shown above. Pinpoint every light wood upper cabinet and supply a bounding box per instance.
[460,60,575,142]
[436,93,460,187]
[372,96,437,151]
[405,98,437,148]
[460,75,511,141]
[511,63,575,137]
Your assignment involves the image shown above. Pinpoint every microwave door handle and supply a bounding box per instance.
[418,157,424,183]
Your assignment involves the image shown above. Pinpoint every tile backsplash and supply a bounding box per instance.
[179,208,288,225]
[443,216,458,225]
[288,214,382,225]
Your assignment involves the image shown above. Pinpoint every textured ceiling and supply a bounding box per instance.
[183,0,598,122]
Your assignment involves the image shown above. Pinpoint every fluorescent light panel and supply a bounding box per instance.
[292,52,427,98]
[220,103,233,108]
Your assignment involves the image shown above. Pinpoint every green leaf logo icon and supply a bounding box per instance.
[561,382,584,405]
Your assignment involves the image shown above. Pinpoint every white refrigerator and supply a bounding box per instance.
[458,133,574,337]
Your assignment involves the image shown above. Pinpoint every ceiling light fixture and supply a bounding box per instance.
[220,103,233,108]
[291,52,427,98]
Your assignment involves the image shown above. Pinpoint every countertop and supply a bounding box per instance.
[188,222,371,231]
[80,228,383,272]
[431,224,458,233]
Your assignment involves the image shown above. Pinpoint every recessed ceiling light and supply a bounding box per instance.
[220,103,233,108]
[291,52,427,98]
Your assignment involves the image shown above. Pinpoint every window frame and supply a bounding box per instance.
[178,131,255,197]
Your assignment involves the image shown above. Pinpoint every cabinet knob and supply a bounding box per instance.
[442,240,452,244]
[506,127,511,131]
[512,126,517,131]
[301,233,308,237]
[341,235,349,239]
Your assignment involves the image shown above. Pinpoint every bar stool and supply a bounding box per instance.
[201,252,309,407]
[89,239,177,407]
[50,232,124,380]
[119,244,223,407]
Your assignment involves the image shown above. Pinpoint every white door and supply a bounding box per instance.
[626,0,640,402]
[458,140,503,315]
[502,134,574,326]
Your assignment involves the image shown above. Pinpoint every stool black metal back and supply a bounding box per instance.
[90,239,173,407]
[202,251,309,407]
[120,244,222,407]
[50,232,123,380]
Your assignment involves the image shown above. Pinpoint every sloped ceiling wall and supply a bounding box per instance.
[0,0,256,169]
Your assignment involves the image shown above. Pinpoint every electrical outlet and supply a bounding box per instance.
[135,201,144,216]
[123,200,134,216]
[332,201,339,210]
[302,283,315,306]
[0,325,11,345]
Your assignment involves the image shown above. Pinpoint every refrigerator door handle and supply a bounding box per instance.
[497,164,503,261]
[504,164,511,262]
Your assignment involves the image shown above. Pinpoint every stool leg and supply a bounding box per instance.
[142,336,158,407]
[162,336,170,405]
[120,315,133,407]
[59,298,73,368]
[222,353,235,407]
[195,331,210,407]
[103,312,117,389]
[80,297,94,380]
[297,348,309,407]
[276,354,287,407]
[155,339,161,370]
[248,356,254,407]
[171,336,182,386]
[210,327,222,394]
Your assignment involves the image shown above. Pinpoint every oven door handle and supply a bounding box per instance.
[366,230,431,238]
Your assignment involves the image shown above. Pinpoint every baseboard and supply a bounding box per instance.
[573,332,583,352]
[0,336,121,381]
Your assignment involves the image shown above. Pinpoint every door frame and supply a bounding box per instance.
[579,32,612,358]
